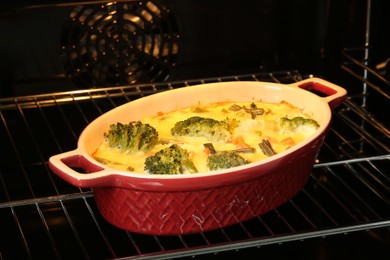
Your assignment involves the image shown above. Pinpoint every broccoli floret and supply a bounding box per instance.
[207,151,250,171]
[104,121,159,152]
[280,116,320,133]
[144,144,198,175]
[170,116,238,142]
[222,117,240,133]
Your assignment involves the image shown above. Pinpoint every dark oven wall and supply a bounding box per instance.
[0,0,376,96]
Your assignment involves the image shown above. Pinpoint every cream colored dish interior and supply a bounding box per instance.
[77,81,332,177]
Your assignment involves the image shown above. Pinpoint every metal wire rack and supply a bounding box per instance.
[0,66,389,259]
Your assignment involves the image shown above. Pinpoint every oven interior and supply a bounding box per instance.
[0,0,389,259]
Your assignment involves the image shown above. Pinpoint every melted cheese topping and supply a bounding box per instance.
[93,100,318,174]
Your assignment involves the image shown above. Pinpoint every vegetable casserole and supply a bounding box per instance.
[93,100,319,174]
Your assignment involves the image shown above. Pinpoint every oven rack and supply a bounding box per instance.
[0,69,389,259]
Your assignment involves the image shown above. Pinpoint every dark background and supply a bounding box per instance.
[0,0,389,97]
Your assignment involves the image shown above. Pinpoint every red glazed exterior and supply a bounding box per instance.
[49,78,346,235]
[93,133,325,235]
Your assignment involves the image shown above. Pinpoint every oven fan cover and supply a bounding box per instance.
[60,1,179,88]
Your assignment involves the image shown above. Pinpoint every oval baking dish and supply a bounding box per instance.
[48,78,347,235]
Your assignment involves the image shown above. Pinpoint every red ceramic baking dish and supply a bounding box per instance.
[49,77,347,235]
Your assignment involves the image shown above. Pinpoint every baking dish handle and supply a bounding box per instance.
[293,77,347,109]
[49,149,116,188]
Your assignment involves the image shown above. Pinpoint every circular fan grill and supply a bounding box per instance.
[61,1,179,87]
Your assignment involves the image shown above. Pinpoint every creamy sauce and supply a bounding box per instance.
[93,100,318,174]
